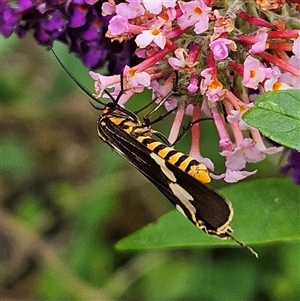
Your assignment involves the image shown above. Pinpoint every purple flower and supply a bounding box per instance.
[281,150,300,185]
[0,0,139,73]
[0,3,19,37]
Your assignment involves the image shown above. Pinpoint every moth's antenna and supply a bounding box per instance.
[110,72,128,107]
[51,49,107,109]
[228,233,258,258]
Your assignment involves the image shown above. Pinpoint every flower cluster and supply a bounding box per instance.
[90,0,300,183]
[0,0,139,73]
[2,0,300,184]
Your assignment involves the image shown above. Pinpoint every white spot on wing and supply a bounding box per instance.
[169,183,194,202]
[150,153,176,182]
[176,205,187,218]
[170,183,197,223]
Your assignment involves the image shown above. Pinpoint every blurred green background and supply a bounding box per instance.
[1,35,299,301]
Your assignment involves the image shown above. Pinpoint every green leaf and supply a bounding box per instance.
[242,90,300,149]
[116,178,300,251]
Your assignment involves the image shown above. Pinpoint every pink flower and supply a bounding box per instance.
[279,56,300,89]
[89,71,120,98]
[101,0,116,16]
[209,38,237,60]
[215,138,266,182]
[168,48,198,70]
[200,68,225,102]
[292,31,300,58]
[227,108,253,131]
[135,19,166,49]
[242,56,267,89]
[123,66,151,92]
[143,0,177,14]
[219,138,233,150]
[187,76,199,93]
[116,0,145,19]
[213,169,257,183]
[264,66,293,91]
[249,28,268,54]
[177,0,211,34]
[218,136,282,182]
[222,138,265,169]
[108,15,130,36]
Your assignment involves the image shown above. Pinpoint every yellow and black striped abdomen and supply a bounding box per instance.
[137,136,211,184]
[109,115,152,137]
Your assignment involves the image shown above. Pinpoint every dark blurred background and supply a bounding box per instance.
[1,35,299,301]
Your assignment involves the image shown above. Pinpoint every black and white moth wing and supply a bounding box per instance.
[98,117,233,238]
